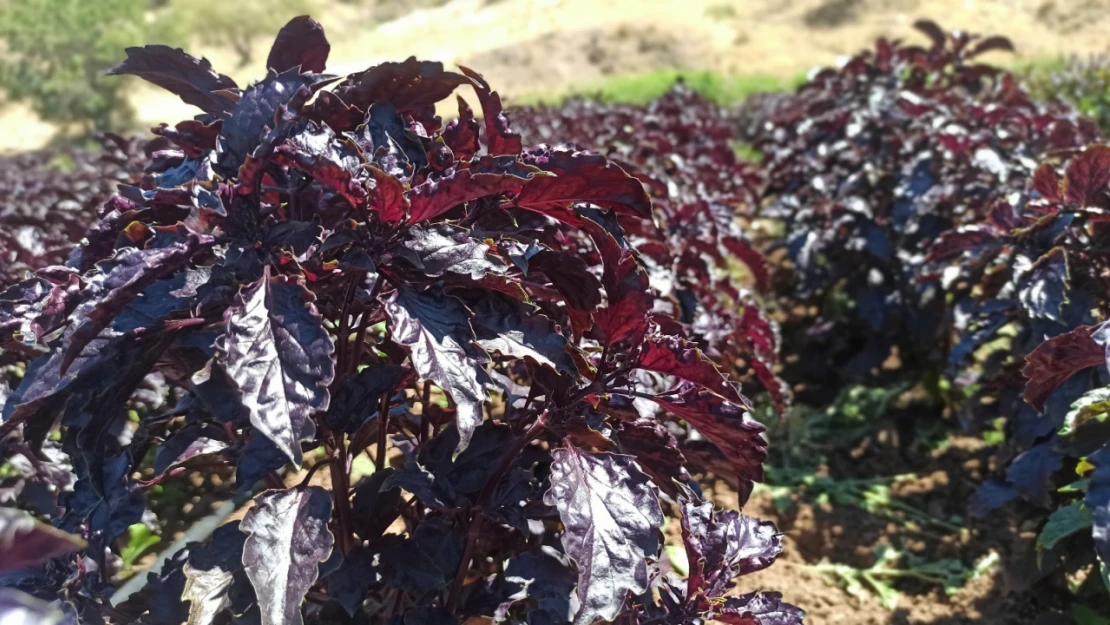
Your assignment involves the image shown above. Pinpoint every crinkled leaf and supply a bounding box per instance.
[384,286,488,454]
[183,522,247,625]
[497,547,580,625]
[654,385,766,504]
[442,96,480,160]
[679,494,781,600]
[0,507,86,573]
[218,68,330,174]
[636,335,743,404]
[407,157,538,224]
[397,223,506,279]
[58,453,145,564]
[61,238,203,375]
[241,486,334,625]
[1018,247,1068,322]
[593,231,652,348]
[470,294,575,374]
[716,591,805,625]
[1064,145,1110,207]
[516,149,652,219]
[544,445,663,625]
[106,45,237,116]
[385,421,513,509]
[527,250,603,311]
[458,66,522,156]
[221,272,334,467]
[1023,324,1105,412]
[266,16,330,73]
[612,419,689,493]
[333,57,469,119]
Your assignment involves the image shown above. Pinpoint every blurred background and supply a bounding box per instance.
[1,0,1108,152]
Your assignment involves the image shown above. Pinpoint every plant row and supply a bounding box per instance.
[0,16,799,625]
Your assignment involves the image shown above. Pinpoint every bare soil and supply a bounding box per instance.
[7,0,1110,151]
[703,426,1078,625]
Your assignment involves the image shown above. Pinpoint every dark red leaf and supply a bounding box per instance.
[384,286,488,453]
[516,149,652,220]
[442,96,480,160]
[407,157,538,224]
[636,335,743,404]
[1064,145,1110,207]
[107,45,238,116]
[1023,324,1106,412]
[654,385,766,504]
[458,66,522,156]
[332,57,469,119]
[266,16,330,73]
[722,237,770,292]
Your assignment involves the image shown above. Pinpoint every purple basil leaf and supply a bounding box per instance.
[384,421,513,509]
[396,223,507,279]
[442,96,480,160]
[235,433,291,494]
[153,425,229,478]
[516,148,652,220]
[0,588,63,625]
[324,363,408,434]
[526,250,603,311]
[470,294,575,374]
[612,419,690,495]
[221,272,335,467]
[61,238,204,375]
[217,68,333,175]
[636,336,743,404]
[241,486,334,625]
[266,16,330,74]
[406,157,537,224]
[58,453,145,565]
[125,546,190,625]
[325,548,378,616]
[486,467,539,533]
[458,66,521,157]
[715,591,804,625]
[0,507,85,573]
[106,45,238,116]
[1005,441,1064,508]
[333,57,469,121]
[379,517,464,597]
[544,445,663,625]
[1017,247,1068,322]
[350,469,401,541]
[653,384,767,504]
[384,286,488,454]
[679,494,781,600]
[497,547,579,624]
[969,480,1019,518]
[183,522,248,625]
